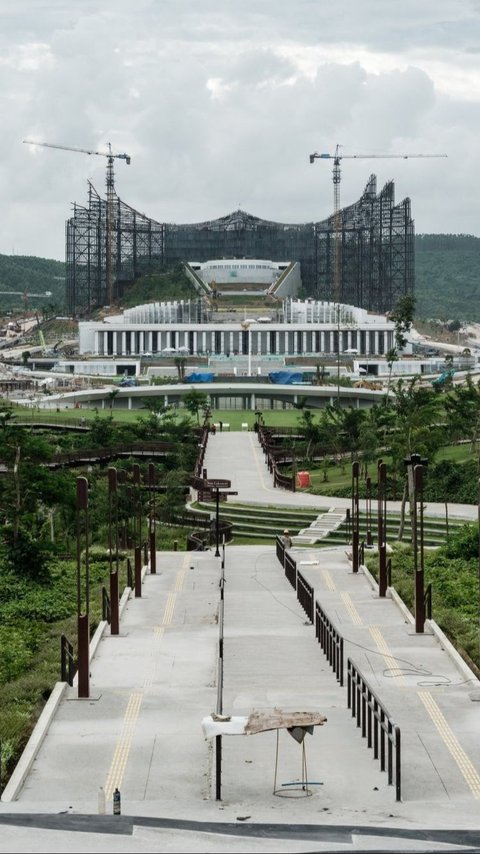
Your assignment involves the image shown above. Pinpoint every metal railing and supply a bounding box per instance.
[126,557,133,589]
[276,535,285,567]
[424,582,432,620]
[102,587,111,624]
[315,601,344,685]
[46,441,175,469]
[284,551,297,589]
[347,657,402,801]
[60,634,76,686]
[297,569,314,623]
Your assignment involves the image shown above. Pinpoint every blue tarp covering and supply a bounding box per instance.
[268,371,305,384]
[185,372,215,382]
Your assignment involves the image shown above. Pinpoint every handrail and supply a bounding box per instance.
[315,600,344,685]
[126,557,133,589]
[347,657,402,801]
[297,569,314,623]
[424,582,432,620]
[60,634,75,686]
[46,441,175,468]
[284,551,297,589]
[102,586,111,624]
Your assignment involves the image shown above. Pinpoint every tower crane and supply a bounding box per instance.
[23,139,131,306]
[309,144,447,299]
[309,144,447,397]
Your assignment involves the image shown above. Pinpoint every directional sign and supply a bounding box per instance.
[191,476,231,489]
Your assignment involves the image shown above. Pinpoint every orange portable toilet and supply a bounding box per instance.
[297,471,311,488]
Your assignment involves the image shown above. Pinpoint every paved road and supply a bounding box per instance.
[1,431,480,852]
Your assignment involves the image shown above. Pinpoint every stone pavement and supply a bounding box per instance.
[1,430,480,852]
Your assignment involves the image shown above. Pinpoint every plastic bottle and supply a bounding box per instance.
[113,787,121,815]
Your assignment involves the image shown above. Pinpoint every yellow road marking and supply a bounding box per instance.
[369,626,404,680]
[105,555,191,794]
[419,691,480,799]
[322,569,336,591]
[104,691,143,799]
[248,431,272,492]
[341,591,363,626]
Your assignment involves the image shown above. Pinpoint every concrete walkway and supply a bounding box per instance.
[1,430,480,852]
[202,430,479,521]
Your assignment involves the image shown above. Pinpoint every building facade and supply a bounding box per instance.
[79,298,395,359]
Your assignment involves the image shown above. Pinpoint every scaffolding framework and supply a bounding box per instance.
[66,176,414,316]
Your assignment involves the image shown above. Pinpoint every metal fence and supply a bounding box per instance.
[347,657,402,801]
[315,601,344,685]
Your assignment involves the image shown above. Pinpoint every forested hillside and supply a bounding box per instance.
[0,235,478,321]
[414,234,480,322]
[0,255,65,312]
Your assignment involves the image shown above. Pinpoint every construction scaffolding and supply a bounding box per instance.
[66,176,413,316]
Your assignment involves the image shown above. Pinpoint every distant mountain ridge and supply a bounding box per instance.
[0,234,478,321]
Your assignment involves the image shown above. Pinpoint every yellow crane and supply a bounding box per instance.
[23,139,131,306]
[309,145,447,396]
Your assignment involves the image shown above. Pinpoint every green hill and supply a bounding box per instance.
[414,234,480,322]
[0,234,479,323]
[0,254,65,312]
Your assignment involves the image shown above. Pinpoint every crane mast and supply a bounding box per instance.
[23,139,131,306]
[308,146,447,398]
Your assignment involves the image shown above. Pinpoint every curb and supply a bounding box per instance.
[361,563,478,683]
[1,568,148,803]
[1,682,67,803]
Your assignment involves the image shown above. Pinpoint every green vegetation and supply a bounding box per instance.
[0,254,65,312]
[121,263,197,308]
[0,407,203,790]
[415,234,480,321]
[365,529,480,673]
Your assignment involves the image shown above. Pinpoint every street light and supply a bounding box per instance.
[404,453,429,633]
[107,466,119,635]
[76,476,90,698]
[148,462,156,574]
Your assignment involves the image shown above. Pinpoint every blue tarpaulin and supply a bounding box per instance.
[185,372,215,382]
[268,371,304,384]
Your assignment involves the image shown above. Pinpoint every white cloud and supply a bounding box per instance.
[0,0,479,259]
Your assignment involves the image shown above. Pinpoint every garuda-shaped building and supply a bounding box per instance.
[66,175,413,317]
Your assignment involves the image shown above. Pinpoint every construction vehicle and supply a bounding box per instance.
[431,368,455,387]
[23,139,131,306]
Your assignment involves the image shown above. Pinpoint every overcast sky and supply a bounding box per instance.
[1,0,479,260]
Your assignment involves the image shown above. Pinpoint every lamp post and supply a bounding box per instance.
[351,461,360,573]
[107,466,119,635]
[366,475,373,547]
[76,476,90,698]
[404,453,428,633]
[148,462,156,574]
[377,460,387,597]
[132,463,142,597]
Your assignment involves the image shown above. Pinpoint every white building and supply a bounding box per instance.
[79,298,395,359]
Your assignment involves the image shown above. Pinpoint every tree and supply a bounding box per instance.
[21,350,31,367]
[106,388,119,413]
[385,294,416,401]
[174,356,187,382]
[183,389,208,424]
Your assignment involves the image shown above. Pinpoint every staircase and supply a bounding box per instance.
[292,507,346,545]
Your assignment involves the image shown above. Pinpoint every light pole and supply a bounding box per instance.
[76,476,90,698]
[107,466,119,635]
[148,462,156,574]
[404,454,428,633]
